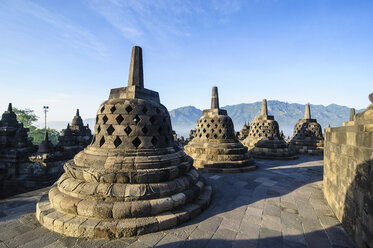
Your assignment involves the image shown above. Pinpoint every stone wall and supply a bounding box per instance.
[323,123,373,248]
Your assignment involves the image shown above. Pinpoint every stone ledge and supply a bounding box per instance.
[36,182,212,239]
[197,164,258,174]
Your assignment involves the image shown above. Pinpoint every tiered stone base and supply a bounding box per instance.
[184,141,256,173]
[244,137,297,160]
[289,139,324,156]
[36,181,212,239]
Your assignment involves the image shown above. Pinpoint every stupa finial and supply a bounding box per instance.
[369,93,373,104]
[304,103,311,119]
[8,103,12,112]
[211,86,219,109]
[350,108,355,121]
[44,131,49,141]
[128,46,144,88]
[76,109,80,116]
[261,99,268,116]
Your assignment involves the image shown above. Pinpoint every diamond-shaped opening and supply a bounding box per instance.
[207,123,210,128]
[91,135,96,145]
[214,134,218,139]
[116,114,124,124]
[102,115,108,124]
[158,126,163,134]
[211,119,214,123]
[203,129,206,133]
[107,125,115,135]
[149,116,156,124]
[124,126,132,135]
[125,105,133,113]
[132,137,141,148]
[99,136,105,147]
[156,108,161,114]
[96,116,99,123]
[97,125,101,133]
[210,129,214,133]
[133,115,141,124]
[215,124,218,128]
[142,106,148,114]
[222,124,225,128]
[142,126,148,134]
[100,106,105,113]
[199,134,202,138]
[222,134,226,139]
[114,136,122,148]
[204,119,207,123]
[206,134,210,138]
[110,105,116,114]
[151,136,158,146]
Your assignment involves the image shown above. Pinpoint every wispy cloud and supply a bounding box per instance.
[6,0,108,57]
[85,0,245,44]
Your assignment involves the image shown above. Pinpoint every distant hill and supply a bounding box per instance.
[169,101,363,138]
[43,101,363,139]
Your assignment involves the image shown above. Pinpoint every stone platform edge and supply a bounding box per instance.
[36,182,212,239]
[197,164,258,174]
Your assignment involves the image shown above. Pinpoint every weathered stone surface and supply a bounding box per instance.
[324,93,373,248]
[242,99,297,160]
[35,45,211,238]
[184,87,256,173]
[289,104,324,155]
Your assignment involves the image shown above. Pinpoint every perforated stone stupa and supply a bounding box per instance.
[289,104,324,155]
[184,87,256,173]
[57,109,92,158]
[242,99,296,160]
[36,46,211,239]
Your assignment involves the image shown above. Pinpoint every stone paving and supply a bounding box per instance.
[0,156,356,248]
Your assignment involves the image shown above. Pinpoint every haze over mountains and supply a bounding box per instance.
[44,100,363,138]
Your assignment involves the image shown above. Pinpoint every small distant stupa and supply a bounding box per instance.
[289,104,324,155]
[242,99,296,160]
[184,87,256,173]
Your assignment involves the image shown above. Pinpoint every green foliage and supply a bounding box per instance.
[13,107,38,128]
[29,127,60,145]
[13,107,60,145]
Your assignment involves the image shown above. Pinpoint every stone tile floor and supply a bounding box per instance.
[0,156,356,248]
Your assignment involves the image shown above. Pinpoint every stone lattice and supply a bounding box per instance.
[323,93,373,248]
[36,46,211,239]
[289,104,324,155]
[242,99,296,160]
[184,87,256,173]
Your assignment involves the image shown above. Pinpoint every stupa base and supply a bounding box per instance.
[36,183,212,239]
[197,164,257,173]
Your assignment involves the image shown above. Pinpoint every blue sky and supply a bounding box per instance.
[0,0,372,125]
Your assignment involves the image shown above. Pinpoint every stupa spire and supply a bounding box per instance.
[304,103,311,119]
[8,103,12,112]
[76,109,80,116]
[44,131,49,141]
[350,108,355,121]
[211,86,219,109]
[261,99,268,116]
[128,46,144,88]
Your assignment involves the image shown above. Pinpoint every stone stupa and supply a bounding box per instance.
[289,104,324,155]
[36,46,212,239]
[57,109,92,158]
[184,87,256,173]
[242,99,296,160]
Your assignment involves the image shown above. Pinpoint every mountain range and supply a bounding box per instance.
[45,101,363,138]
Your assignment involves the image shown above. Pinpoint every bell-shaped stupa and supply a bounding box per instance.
[36,46,211,239]
[184,87,256,173]
[289,104,324,155]
[242,99,296,160]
